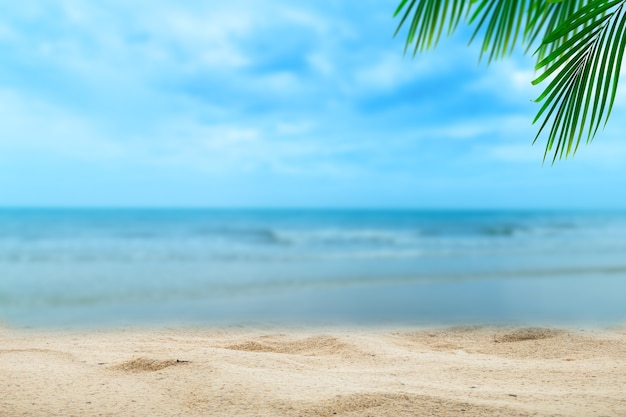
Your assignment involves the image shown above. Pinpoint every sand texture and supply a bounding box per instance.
[1,326,626,416]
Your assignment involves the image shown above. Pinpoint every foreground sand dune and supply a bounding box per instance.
[1,326,625,416]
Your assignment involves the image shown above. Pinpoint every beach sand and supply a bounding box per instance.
[1,325,625,416]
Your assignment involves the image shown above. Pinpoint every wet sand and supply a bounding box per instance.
[1,325,625,416]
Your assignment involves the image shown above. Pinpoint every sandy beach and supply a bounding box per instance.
[1,326,625,416]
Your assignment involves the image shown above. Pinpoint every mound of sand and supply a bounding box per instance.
[112,358,189,373]
[225,335,353,356]
[494,328,563,343]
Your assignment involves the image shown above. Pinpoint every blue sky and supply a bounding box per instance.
[1,0,626,208]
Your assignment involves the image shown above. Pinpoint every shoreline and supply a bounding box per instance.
[2,325,626,416]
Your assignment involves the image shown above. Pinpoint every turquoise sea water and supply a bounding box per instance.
[0,209,625,328]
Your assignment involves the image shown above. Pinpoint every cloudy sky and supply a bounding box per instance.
[1,0,626,208]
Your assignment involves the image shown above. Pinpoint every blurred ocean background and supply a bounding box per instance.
[1,209,625,328]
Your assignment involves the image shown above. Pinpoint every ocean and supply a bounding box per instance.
[1,209,625,328]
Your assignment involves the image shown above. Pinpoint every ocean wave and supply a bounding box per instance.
[2,212,626,264]
[269,229,421,246]
[2,241,625,263]
[480,226,520,237]
[0,248,426,263]
[0,220,617,248]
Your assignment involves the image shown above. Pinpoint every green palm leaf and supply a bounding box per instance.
[393,0,590,61]
[393,0,472,54]
[533,0,626,162]
[468,0,531,62]
[393,0,625,161]
[526,0,591,60]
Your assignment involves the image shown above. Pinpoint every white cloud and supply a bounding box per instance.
[277,7,332,35]
[307,52,334,76]
[466,59,539,102]
[0,87,355,176]
[275,121,314,135]
[354,53,428,91]
[0,22,17,40]
[489,144,545,163]
[145,120,363,175]
[510,69,536,90]
[0,89,125,159]
[352,41,478,94]
[414,115,532,141]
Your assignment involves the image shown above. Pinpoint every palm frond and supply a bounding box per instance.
[468,0,533,62]
[394,0,626,162]
[393,0,472,55]
[532,0,626,162]
[393,0,577,62]
[526,0,590,60]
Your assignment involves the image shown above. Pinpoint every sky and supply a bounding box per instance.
[1,0,626,209]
